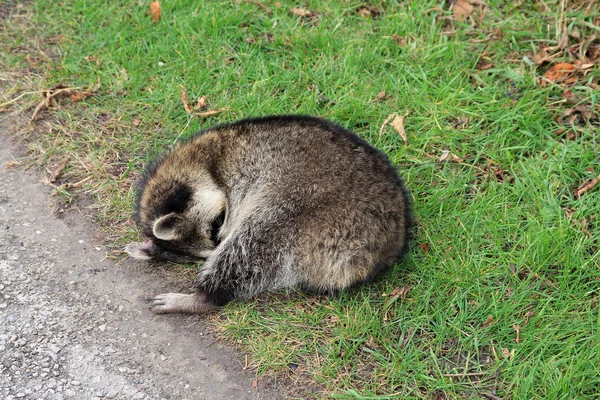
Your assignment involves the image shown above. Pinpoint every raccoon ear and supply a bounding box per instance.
[152,212,184,241]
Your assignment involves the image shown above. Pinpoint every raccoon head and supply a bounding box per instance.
[126,186,227,263]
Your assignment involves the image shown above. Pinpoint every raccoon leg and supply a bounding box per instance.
[149,291,216,314]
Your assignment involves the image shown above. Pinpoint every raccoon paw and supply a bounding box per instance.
[149,292,216,315]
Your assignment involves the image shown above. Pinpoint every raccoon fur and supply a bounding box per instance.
[125,115,411,315]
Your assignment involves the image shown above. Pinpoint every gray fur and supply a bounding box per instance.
[126,115,411,314]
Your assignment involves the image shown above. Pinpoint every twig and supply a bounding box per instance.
[481,393,503,400]
[442,372,489,377]
[0,90,45,108]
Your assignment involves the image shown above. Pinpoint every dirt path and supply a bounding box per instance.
[0,132,279,400]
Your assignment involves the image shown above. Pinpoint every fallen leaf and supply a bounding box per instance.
[389,286,411,298]
[439,150,450,162]
[251,379,258,388]
[357,6,381,18]
[451,0,473,22]
[513,324,520,343]
[483,315,495,329]
[391,33,406,47]
[419,242,431,253]
[150,1,161,22]
[450,153,464,163]
[179,85,193,114]
[290,7,312,18]
[541,63,575,86]
[48,159,69,183]
[574,174,600,199]
[390,113,409,145]
[132,118,141,127]
[195,96,208,110]
[196,108,228,119]
[373,90,388,102]
[476,60,493,70]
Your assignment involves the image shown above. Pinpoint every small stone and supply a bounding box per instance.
[132,392,146,399]
[71,380,81,386]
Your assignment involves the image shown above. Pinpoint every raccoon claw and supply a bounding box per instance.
[149,292,216,315]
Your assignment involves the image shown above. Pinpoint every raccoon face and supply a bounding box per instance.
[126,187,227,263]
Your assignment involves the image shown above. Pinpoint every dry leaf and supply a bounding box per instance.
[251,379,258,388]
[451,0,473,22]
[419,242,431,253]
[513,324,520,343]
[388,286,411,298]
[373,90,388,102]
[132,118,141,127]
[179,85,193,114]
[48,159,69,183]
[390,113,408,145]
[450,153,464,163]
[150,1,161,22]
[195,96,208,110]
[196,108,228,119]
[391,33,406,47]
[440,150,451,162]
[290,7,312,18]
[541,63,575,86]
[357,6,381,18]
[483,315,495,328]
[575,174,600,199]
[476,60,493,70]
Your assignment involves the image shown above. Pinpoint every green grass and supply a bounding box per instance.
[1,0,599,398]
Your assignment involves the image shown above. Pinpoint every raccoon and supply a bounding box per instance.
[125,115,411,315]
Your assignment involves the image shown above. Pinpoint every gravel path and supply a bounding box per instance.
[0,133,279,400]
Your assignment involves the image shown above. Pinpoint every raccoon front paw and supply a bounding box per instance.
[149,292,216,315]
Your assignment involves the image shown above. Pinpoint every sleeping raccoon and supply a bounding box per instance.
[126,115,411,315]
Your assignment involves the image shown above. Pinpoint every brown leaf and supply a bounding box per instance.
[195,96,208,110]
[195,108,228,119]
[483,315,495,329]
[513,324,520,343]
[391,33,406,47]
[357,6,381,18]
[290,7,312,18]
[451,0,473,22]
[251,379,258,388]
[587,44,600,63]
[179,85,193,114]
[372,90,388,102]
[439,150,450,162]
[390,113,409,145]
[541,63,576,86]
[419,242,431,253]
[48,159,69,183]
[132,118,141,127]
[476,60,493,70]
[150,1,161,22]
[388,286,411,298]
[575,174,600,199]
